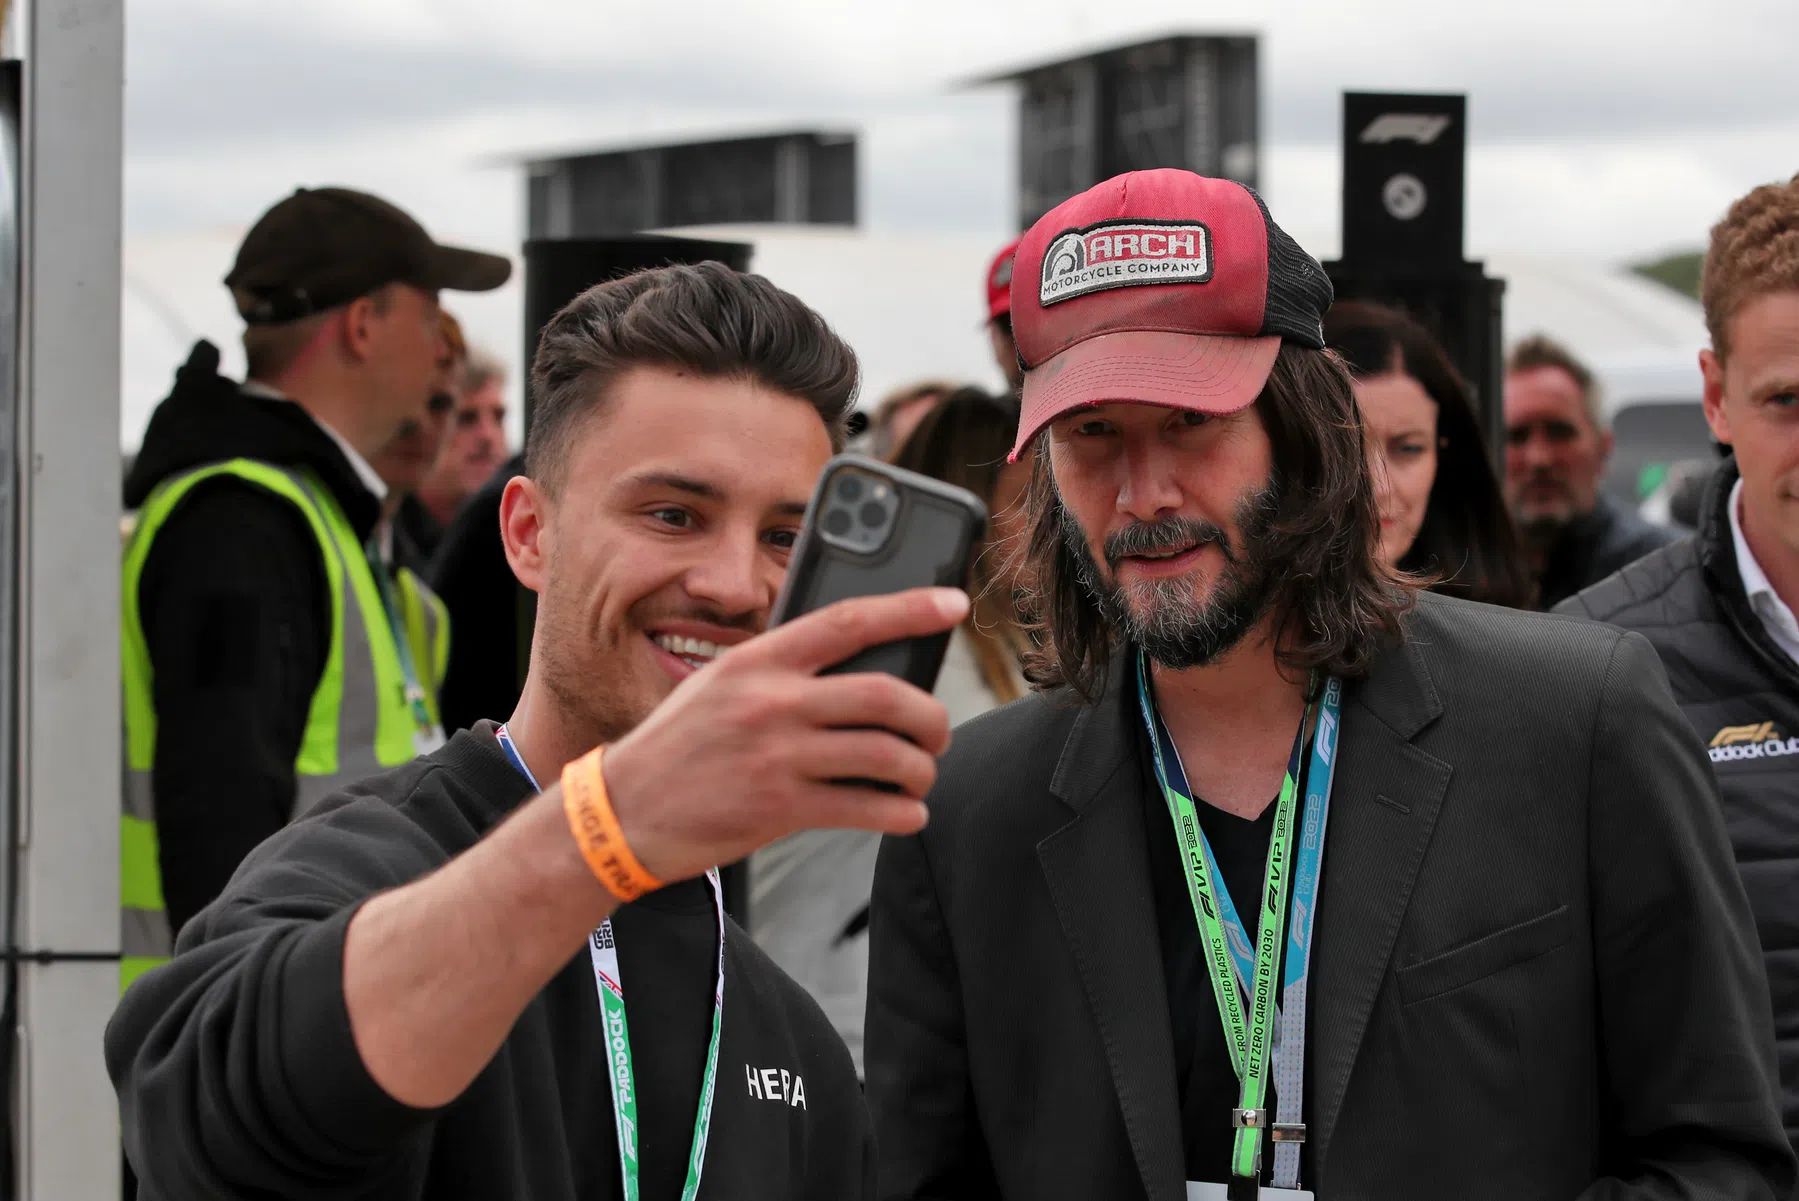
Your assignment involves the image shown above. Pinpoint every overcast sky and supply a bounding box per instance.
[126,0,1797,268]
[116,0,1792,448]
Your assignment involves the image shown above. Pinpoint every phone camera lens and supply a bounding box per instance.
[837,475,864,502]
[859,502,890,529]
[823,508,854,537]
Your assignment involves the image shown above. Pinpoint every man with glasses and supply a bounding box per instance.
[411,348,511,556]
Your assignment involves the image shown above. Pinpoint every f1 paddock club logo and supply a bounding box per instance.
[1039,219,1213,306]
[1709,720,1799,763]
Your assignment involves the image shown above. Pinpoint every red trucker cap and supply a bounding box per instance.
[1008,169,1333,459]
[985,236,1021,322]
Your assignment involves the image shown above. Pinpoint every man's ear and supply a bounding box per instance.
[1700,347,1735,447]
[500,475,549,594]
[340,293,381,364]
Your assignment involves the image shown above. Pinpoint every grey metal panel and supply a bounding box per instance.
[1003,34,1262,230]
[526,169,553,240]
[15,0,126,1197]
[1018,60,1097,230]
[524,132,860,236]
[663,136,781,227]
[774,137,806,224]
[1105,38,1185,178]
[808,138,857,225]
[1183,39,1219,177]
[1216,37,1259,187]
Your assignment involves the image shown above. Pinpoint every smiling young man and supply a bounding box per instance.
[1561,174,1799,1155]
[864,169,1794,1201]
[107,263,969,1200]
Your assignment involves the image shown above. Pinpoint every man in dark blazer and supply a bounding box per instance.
[865,169,1794,1201]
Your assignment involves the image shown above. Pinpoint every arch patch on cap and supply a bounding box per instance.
[1039,219,1213,307]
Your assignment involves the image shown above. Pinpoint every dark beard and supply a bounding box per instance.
[1058,476,1283,669]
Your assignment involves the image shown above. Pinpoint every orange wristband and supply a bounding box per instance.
[561,746,662,902]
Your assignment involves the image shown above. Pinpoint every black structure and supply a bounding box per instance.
[979,33,1259,232]
[520,235,753,429]
[1326,92,1507,462]
[523,131,856,239]
[431,235,754,921]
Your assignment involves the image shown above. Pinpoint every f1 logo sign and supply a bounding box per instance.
[1359,113,1453,145]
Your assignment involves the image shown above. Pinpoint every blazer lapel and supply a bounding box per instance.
[1037,659,1187,1201]
[1307,634,1452,1179]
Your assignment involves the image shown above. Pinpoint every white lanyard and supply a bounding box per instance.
[495,726,725,1200]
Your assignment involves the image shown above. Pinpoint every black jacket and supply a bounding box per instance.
[1537,493,1679,610]
[1559,457,1799,1150]
[106,724,873,1201]
[391,493,444,577]
[866,592,1793,1201]
[125,340,383,936]
[429,452,528,735]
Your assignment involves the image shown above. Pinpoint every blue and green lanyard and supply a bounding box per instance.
[1136,652,1342,1194]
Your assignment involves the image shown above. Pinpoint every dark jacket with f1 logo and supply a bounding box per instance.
[1560,457,1799,1151]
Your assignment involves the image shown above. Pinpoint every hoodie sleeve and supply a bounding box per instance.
[138,477,330,935]
[106,788,450,1198]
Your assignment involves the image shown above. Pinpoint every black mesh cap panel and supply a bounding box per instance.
[1248,187,1333,349]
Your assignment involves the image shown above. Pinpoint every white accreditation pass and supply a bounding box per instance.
[1188,1186,1313,1200]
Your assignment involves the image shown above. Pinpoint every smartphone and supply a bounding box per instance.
[772,455,987,690]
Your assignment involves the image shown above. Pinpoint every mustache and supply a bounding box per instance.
[1103,515,1235,570]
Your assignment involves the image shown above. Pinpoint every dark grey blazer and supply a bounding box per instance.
[866,592,1795,1201]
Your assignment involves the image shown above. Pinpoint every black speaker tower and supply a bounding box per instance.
[1326,92,1506,463]
[521,234,754,433]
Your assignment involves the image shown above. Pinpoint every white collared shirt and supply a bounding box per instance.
[1729,478,1799,667]
[241,379,388,504]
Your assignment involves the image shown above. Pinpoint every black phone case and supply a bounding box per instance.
[771,455,988,691]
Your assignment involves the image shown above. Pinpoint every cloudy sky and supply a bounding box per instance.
[127,0,1798,262]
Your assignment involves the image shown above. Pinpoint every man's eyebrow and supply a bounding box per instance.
[620,471,723,501]
[619,472,809,517]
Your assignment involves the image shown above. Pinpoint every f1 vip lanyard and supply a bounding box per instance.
[1135,654,1342,1193]
[495,726,725,1201]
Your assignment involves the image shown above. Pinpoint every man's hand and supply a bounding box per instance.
[343,585,967,1110]
[603,586,968,885]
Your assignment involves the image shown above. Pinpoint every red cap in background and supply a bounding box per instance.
[985,236,1021,322]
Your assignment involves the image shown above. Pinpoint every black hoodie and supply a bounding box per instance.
[126,340,384,937]
[106,725,874,1201]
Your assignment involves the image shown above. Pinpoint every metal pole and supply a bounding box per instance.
[12,0,124,1196]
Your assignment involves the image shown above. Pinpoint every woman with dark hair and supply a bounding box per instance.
[1325,301,1535,609]
[892,386,1031,722]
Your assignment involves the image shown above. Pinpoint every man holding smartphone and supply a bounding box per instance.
[864,170,1793,1200]
[108,262,965,1200]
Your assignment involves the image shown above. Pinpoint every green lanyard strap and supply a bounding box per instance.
[1139,653,1311,1186]
[496,725,725,1200]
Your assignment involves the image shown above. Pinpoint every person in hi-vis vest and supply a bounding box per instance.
[119,187,509,991]
[367,306,468,733]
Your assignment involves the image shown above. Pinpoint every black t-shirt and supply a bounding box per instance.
[1140,728,1312,1188]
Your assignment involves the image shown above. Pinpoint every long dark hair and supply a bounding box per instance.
[1324,302,1534,609]
[893,387,1028,703]
[1019,343,1415,701]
